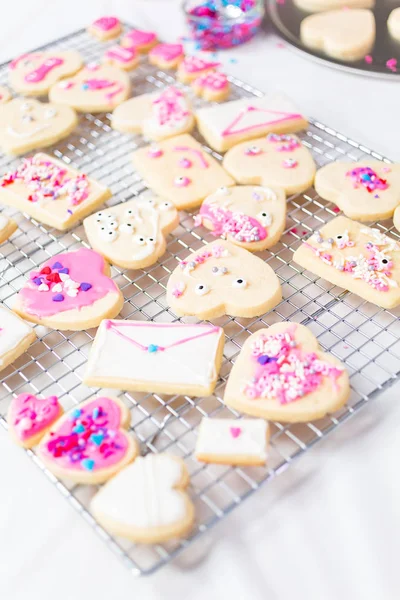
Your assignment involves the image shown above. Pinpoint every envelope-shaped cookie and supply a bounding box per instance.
[84,320,225,397]
[315,161,400,221]
[224,322,349,423]
[0,305,36,373]
[294,216,400,308]
[223,133,316,195]
[196,93,308,152]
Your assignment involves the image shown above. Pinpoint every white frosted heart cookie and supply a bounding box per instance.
[223,133,316,195]
[315,161,400,221]
[0,153,111,230]
[84,193,179,269]
[112,86,195,140]
[8,393,63,449]
[294,216,400,308]
[166,239,282,319]
[195,185,286,252]
[49,64,130,113]
[224,322,349,422]
[91,453,194,543]
[9,50,83,96]
[0,98,77,155]
[300,9,375,62]
[0,86,11,104]
[196,93,308,152]
[294,0,374,12]
[88,16,122,41]
[388,8,400,42]
[0,215,17,244]
[0,305,36,373]
[132,133,234,210]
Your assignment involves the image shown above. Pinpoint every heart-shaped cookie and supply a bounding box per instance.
[223,133,316,195]
[167,239,282,319]
[13,248,123,330]
[315,161,400,221]
[0,305,36,373]
[8,393,63,448]
[294,0,374,12]
[0,97,77,155]
[177,55,220,83]
[121,29,158,53]
[38,396,138,484]
[192,71,230,102]
[224,322,349,422]
[148,43,184,69]
[88,16,122,41]
[300,9,376,62]
[49,64,130,113]
[91,453,194,543]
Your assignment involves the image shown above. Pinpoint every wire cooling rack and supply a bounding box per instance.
[1,26,400,577]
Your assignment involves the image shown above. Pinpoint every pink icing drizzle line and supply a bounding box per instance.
[105,84,125,103]
[10,393,61,442]
[105,45,137,64]
[92,16,119,32]
[173,146,209,168]
[149,43,183,62]
[9,52,41,70]
[123,29,157,47]
[222,106,303,137]
[199,202,267,242]
[83,78,116,90]
[24,57,64,83]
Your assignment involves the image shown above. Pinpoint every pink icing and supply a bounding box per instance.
[195,71,229,91]
[82,78,116,90]
[105,45,137,64]
[147,146,163,158]
[10,52,41,70]
[198,201,267,243]
[92,16,119,32]
[149,43,183,62]
[175,176,191,187]
[152,87,190,129]
[230,427,242,438]
[10,393,61,442]
[20,57,64,83]
[173,146,209,168]
[40,397,129,472]
[222,106,303,137]
[19,248,118,317]
[346,167,389,193]
[181,55,220,73]
[123,29,157,47]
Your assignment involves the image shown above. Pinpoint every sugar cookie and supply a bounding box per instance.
[166,239,282,319]
[88,16,122,41]
[0,97,77,155]
[149,43,184,69]
[177,55,220,83]
[223,133,316,195]
[91,453,194,543]
[112,86,195,140]
[294,216,400,308]
[132,133,234,210]
[0,215,17,244]
[9,51,83,96]
[38,396,138,484]
[0,153,111,230]
[195,418,269,466]
[13,248,123,330]
[196,93,308,152]
[84,320,225,397]
[121,29,158,53]
[225,322,349,422]
[192,71,230,102]
[195,185,286,252]
[104,45,139,71]
[0,85,11,104]
[388,8,400,42]
[293,0,374,12]
[0,305,36,373]
[315,161,400,221]
[8,393,63,449]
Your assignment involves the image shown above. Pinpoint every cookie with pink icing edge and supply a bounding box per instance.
[149,43,184,69]
[177,55,220,83]
[13,248,124,330]
[224,322,349,423]
[8,393,63,449]
[103,45,140,71]
[88,16,122,41]
[121,29,158,53]
[192,71,230,102]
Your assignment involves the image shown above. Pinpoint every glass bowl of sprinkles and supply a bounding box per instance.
[183,0,265,50]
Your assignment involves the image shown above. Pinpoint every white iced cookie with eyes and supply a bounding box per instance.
[111,86,195,141]
[167,239,282,319]
[293,0,374,12]
[0,215,17,244]
[315,161,400,221]
[223,133,316,195]
[83,194,179,269]
[300,9,376,62]
[388,8,400,42]
[0,98,77,155]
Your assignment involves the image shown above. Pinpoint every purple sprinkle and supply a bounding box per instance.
[32,277,42,285]
[257,355,270,365]
[80,282,92,291]
[52,294,64,302]
[67,209,73,215]
[52,261,63,269]
[58,267,69,274]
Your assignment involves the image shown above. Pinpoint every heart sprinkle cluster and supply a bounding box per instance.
[28,260,92,303]
[346,166,389,194]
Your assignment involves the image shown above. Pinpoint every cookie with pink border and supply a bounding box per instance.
[192,72,230,102]
[9,51,82,96]
[88,16,122,41]
[177,55,220,83]
[121,29,158,53]
[104,45,139,71]
[149,43,184,69]
[8,393,63,449]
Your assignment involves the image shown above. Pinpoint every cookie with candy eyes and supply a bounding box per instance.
[224,322,349,423]
[0,214,17,244]
[132,133,234,210]
[49,64,130,113]
[223,133,316,195]
[121,28,159,53]
[0,305,36,374]
[0,98,77,155]
[195,185,286,252]
[8,393,63,449]
[149,43,184,69]
[13,248,124,330]
[83,194,179,269]
[315,161,400,221]
[167,239,282,319]
[177,55,220,83]
[293,0,374,13]
[9,50,83,96]
[111,86,195,141]
[192,71,230,102]
[88,16,122,41]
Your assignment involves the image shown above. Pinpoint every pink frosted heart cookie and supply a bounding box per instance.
[121,29,158,53]
[177,55,220,83]
[149,43,184,69]
[103,45,139,71]
[192,71,230,102]
[8,393,63,448]
[88,16,122,41]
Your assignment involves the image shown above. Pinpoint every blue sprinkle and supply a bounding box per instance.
[58,267,69,274]
[52,261,63,269]
[229,58,238,63]
[82,83,89,90]
[148,344,159,353]
[32,277,42,285]
[80,282,92,291]
[92,407,100,419]
[52,293,64,302]
[73,423,85,434]
[81,458,95,471]
[70,408,82,420]
[91,433,104,446]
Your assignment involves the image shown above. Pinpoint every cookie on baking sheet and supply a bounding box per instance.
[293,0,374,11]
[224,322,349,423]
[195,418,269,466]
[104,45,140,71]
[132,133,234,211]
[192,72,230,102]
[38,396,138,484]
[196,93,308,153]
[0,305,36,373]
[91,453,194,544]
[88,16,122,41]
[112,86,195,140]
[84,193,179,269]
[223,133,316,195]
[0,153,111,231]
[13,248,124,330]
[84,320,225,397]
[8,393,63,449]
[0,98,77,155]
[148,43,184,69]
[0,85,11,104]
[0,214,17,244]
[166,240,282,319]
[49,64,130,113]
[195,185,286,252]
[315,161,400,221]
[9,50,83,96]
[121,29,159,53]
[294,216,400,309]
[177,55,220,83]
[388,8,400,41]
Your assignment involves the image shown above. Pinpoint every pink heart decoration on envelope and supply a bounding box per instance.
[230,426,242,438]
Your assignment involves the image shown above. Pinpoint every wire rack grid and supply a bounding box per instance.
[0,26,400,577]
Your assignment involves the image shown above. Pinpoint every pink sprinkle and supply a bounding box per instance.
[276,42,285,49]
[290,227,298,234]
[302,231,307,236]
[364,55,373,64]
[386,58,397,72]
[333,207,340,213]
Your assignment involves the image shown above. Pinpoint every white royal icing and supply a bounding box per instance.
[0,305,33,365]
[145,87,192,138]
[195,418,268,460]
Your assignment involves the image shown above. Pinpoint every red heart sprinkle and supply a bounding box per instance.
[46,272,61,283]
[40,266,51,275]
[230,427,242,438]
